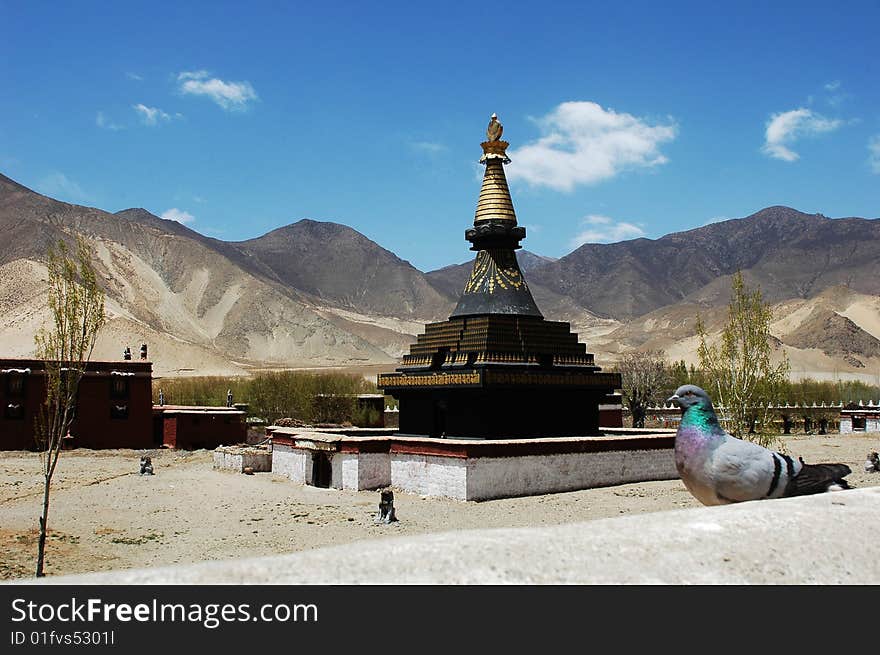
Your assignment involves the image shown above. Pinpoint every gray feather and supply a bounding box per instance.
[668,385,852,506]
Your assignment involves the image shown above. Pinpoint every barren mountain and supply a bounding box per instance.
[229,220,454,321]
[0,174,394,376]
[587,286,880,381]
[3,171,879,380]
[782,310,880,368]
[528,206,880,320]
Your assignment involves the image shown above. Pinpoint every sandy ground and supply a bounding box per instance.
[1,432,878,581]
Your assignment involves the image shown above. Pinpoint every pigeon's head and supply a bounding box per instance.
[667,384,714,412]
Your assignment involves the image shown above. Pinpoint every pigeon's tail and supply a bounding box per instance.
[785,463,853,497]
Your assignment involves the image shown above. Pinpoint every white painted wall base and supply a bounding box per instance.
[271,444,309,484]
[389,449,677,501]
[465,448,677,501]
[391,453,467,499]
[212,446,272,473]
[267,431,678,501]
[341,452,391,491]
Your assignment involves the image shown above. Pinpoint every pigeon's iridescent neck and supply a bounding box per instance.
[680,403,721,433]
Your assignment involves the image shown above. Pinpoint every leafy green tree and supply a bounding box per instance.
[696,271,789,445]
[617,350,668,428]
[34,237,106,577]
[666,359,705,397]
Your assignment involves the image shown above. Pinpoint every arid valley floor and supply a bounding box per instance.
[2,432,879,581]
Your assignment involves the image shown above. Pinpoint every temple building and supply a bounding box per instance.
[0,357,247,451]
[378,115,620,439]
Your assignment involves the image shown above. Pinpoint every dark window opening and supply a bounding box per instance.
[111,404,129,420]
[110,377,130,399]
[6,374,24,396]
[312,452,332,488]
[853,416,866,431]
[5,403,23,420]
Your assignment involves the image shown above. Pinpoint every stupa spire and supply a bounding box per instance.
[474,114,517,224]
[450,114,541,318]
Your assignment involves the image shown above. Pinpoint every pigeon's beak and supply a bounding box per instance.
[667,394,679,405]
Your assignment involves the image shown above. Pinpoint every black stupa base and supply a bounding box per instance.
[395,389,602,439]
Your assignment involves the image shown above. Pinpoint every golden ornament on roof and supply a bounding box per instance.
[487,113,503,141]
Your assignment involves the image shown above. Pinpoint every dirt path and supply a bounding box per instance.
[1,433,878,580]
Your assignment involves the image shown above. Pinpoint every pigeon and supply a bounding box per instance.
[668,384,852,506]
[866,451,880,473]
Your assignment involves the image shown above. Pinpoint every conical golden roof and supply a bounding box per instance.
[474,157,517,224]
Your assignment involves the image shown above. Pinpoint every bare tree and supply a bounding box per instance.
[33,237,105,577]
[617,350,668,428]
[696,271,789,445]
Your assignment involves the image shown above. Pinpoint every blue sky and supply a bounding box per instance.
[1,1,878,272]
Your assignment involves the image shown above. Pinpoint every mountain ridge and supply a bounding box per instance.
[2,172,878,378]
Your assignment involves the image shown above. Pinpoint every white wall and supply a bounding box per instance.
[272,444,309,484]
[465,449,677,501]
[391,453,467,500]
[338,452,391,490]
[272,441,677,501]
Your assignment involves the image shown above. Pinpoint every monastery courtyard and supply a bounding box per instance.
[1,431,877,580]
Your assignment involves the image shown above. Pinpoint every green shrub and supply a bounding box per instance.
[153,371,377,425]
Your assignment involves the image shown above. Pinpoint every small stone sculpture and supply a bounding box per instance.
[376,488,397,523]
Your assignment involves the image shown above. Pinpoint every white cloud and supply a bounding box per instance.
[37,172,90,202]
[126,72,143,81]
[824,80,841,92]
[869,135,880,174]
[505,101,677,191]
[761,108,842,161]
[410,141,447,154]
[160,208,195,224]
[96,111,124,131]
[569,214,646,248]
[177,70,258,111]
[133,103,172,126]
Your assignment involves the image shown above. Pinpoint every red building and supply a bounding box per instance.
[1,358,154,450]
[599,393,624,428]
[153,405,247,450]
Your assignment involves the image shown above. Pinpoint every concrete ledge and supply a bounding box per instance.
[19,487,880,585]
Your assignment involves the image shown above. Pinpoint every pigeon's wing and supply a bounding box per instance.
[709,436,778,502]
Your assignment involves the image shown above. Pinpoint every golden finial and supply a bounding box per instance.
[480,112,510,164]
[487,113,503,141]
